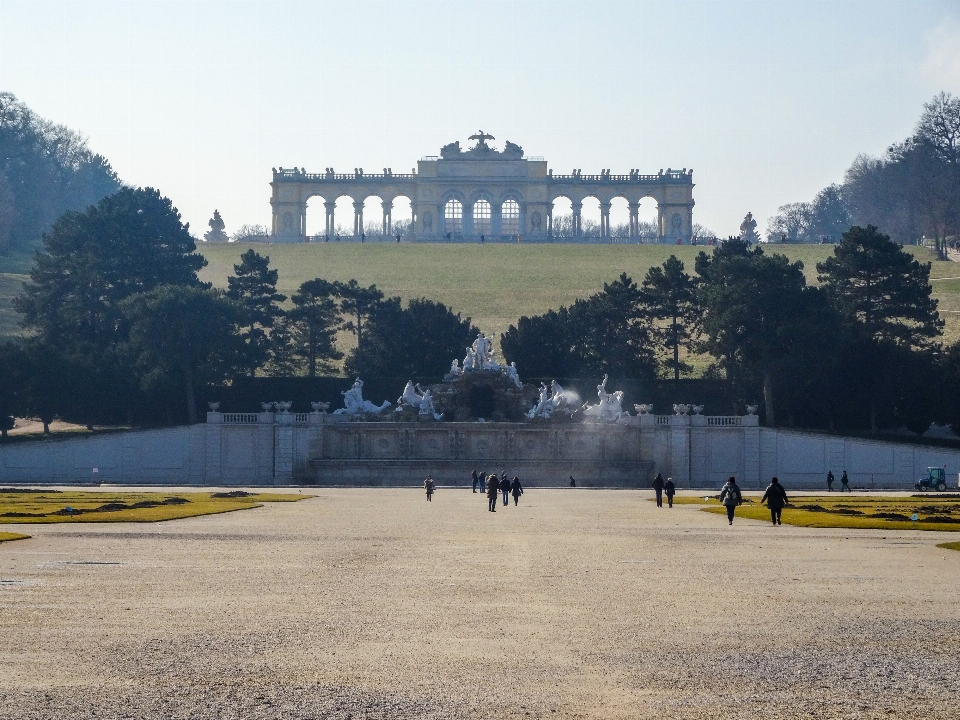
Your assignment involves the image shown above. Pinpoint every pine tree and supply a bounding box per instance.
[226,249,287,377]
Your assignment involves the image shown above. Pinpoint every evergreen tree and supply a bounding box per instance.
[284,279,342,377]
[640,256,698,381]
[226,249,287,377]
[501,307,575,380]
[334,279,384,372]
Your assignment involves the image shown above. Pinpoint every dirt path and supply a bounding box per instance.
[1,488,958,719]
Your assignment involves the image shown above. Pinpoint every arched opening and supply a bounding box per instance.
[391,196,412,241]
[305,195,328,239]
[551,196,573,238]
[638,197,659,243]
[333,195,355,241]
[580,196,601,241]
[361,195,383,240]
[609,197,631,242]
[473,199,491,236]
[501,199,520,236]
[444,199,463,235]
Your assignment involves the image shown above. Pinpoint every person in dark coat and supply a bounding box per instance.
[664,478,676,508]
[424,475,435,502]
[501,471,509,506]
[840,470,851,492]
[718,476,743,525]
[652,473,665,507]
[480,472,487,493]
[760,476,788,525]
[472,469,479,493]
[486,472,499,512]
[569,476,576,487]
[826,470,834,492]
[511,476,523,505]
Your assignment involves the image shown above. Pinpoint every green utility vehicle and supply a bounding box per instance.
[915,467,947,492]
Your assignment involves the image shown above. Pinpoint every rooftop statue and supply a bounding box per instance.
[468,130,495,148]
[739,212,760,244]
[203,210,228,243]
[334,378,391,415]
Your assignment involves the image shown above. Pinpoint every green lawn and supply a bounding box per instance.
[0,531,30,543]
[0,490,308,524]
[675,493,960,532]
[5,242,959,350]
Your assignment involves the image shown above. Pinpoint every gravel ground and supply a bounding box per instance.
[1,487,958,719]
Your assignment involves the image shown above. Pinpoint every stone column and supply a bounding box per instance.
[437,203,446,237]
[274,412,293,485]
[628,201,639,238]
[492,201,503,237]
[324,201,335,239]
[669,413,691,485]
[519,203,526,240]
[463,200,474,237]
[382,200,393,237]
[547,202,553,237]
[572,201,583,238]
[353,201,364,238]
[600,201,611,238]
[657,205,665,242]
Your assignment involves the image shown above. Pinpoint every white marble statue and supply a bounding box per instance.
[549,380,579,413]
[462,346,478,371]
[449,359,463,377]
[504,361,522,388]
[527,382,556,419]
[418,389,442,420]
[334,378,391,415]
[397,380,426,411]
[581,375,627,422]
[471,331,500,370]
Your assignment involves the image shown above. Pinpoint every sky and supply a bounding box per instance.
[1,0,958,238]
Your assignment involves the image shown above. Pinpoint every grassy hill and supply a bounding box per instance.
[3,243,959,354]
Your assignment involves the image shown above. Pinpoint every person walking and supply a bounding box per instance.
[480,472,487,493]
[664,477,676,508]
[511,476,523,506]
[569,476,576,487]
[719,476,743,525]
[487,472,499,512]
[840,470,851,492]
[472,469,479,493]
[652,473,665,507]
[760,476,788,525]
[501,472,510,506]
[424,475,435,502]
[826,470,835,492]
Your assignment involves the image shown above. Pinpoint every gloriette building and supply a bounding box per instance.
[269,132,695,242]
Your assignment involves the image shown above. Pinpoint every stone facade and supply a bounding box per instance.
[269,134,695,243]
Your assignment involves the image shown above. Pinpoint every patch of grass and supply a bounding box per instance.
[0,272,27,340]
[0,531,30,543]
[937,541,960,551]
[688,493,960,532]
[0,490,310,524]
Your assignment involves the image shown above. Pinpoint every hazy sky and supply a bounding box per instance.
[1,0,958,238]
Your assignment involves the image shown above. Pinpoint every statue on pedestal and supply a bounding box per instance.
[203,210,229,243]
[418,389,441,420]
[334,378,391,415]
[739,212,760,245]
[504,361,522,388]
[581,375,627,422]
[397,381,429,411]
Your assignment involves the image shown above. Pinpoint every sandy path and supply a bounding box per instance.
[1,488,958,719]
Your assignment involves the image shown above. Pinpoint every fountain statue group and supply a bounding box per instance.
[331,332,631,423]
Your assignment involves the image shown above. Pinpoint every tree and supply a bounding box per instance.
[16,187,207,348]
[0,342,25,438]
[121,286,244,424]
[807,185,852,242]
[335,280,384,371]
[640,256,698,381]
[226,249,287,377]
[345,297,479,379]
[765,202,811,243]
[501,308,576,379]
[284,279,342,377]
[697,240,819,426]
[0,92,121,253]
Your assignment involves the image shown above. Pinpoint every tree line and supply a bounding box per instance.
[502,228,954,434]
[766,92,960,251]
[0,187,476,433]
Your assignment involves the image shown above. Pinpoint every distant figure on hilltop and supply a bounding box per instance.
[204,210,229,242]
[739,212,760,245]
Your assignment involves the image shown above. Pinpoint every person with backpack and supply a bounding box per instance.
[651,473,665,507]
[760,476,788,525]
[840,471,851,492]
[511,476,523,506]
[664,478,676,508]
[424,475,435,502]
[718,476,743,525]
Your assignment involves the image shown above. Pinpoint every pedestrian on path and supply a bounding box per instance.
[760,476,788,525]
[652,473,665,507]
[480,472,487,493]
[840,471,851,492]
[511,476,523,506]
[472,469,479,493]
[487,472,499,512]
[569,476,576,487]
[424,475,435,502]
[719,476,743,525]
[501,472,510,506]
[664,478,676,508]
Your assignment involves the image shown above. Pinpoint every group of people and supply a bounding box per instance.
[472,469,524,511]
[650,473,677,507]
[826,470,851,492]
[718,475,789,526]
